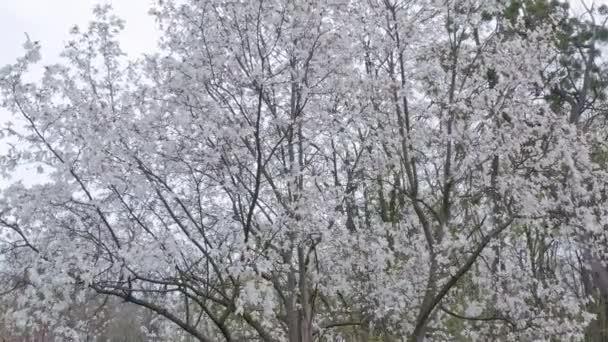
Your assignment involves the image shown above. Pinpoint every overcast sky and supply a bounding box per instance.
[0,0,158,66]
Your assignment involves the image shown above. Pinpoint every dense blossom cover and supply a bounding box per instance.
[1,0,608,341]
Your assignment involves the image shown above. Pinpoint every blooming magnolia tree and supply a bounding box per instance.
[0,0,607,341]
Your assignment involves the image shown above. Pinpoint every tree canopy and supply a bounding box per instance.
[1,0,608,341]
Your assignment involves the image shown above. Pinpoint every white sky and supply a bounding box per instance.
[0,0,159,66]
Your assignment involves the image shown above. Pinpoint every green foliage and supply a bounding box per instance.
[590,145,608,169]
[504,0,568,29]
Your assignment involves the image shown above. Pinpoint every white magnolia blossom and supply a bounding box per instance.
[0,0,606,341]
